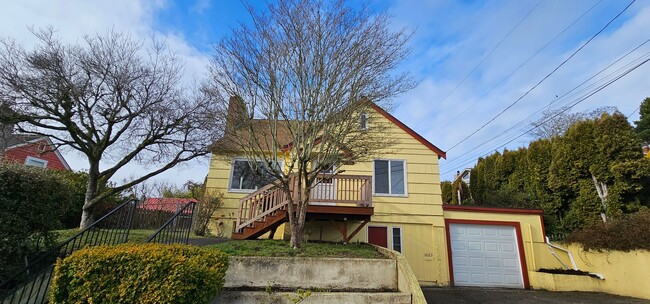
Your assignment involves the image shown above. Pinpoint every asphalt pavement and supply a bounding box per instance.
[422,287,650,304]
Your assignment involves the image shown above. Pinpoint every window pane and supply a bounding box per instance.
[231,160,280,190]
[230,161,247,189]
[390,161,405,194]
[374,160,389,193]
[25,158,47,168]
[392,227,402,253]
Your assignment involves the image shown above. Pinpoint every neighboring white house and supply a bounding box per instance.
[453,168,471,185]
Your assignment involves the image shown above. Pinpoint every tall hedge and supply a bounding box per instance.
[50,244,229,304]
[469,112,649,235]
[0,162,76,281]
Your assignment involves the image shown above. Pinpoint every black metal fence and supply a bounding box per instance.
[146,202,196,245]
[0,199,138,304]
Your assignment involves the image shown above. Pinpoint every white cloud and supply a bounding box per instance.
[386,1,650,180]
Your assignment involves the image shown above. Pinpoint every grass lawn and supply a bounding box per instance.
[209,239,386,259]
[54,229,209,245]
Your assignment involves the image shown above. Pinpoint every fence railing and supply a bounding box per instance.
[132,202,191,230]
[0,199,138,304]
[145,202,196,245]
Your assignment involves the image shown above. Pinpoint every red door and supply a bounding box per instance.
[368,226,388,248]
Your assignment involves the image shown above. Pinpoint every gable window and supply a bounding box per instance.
[373,159,406,195]
[229,159,280,192]
[392,227,402,253]
[359,112,369,130]
[25,156,48,168]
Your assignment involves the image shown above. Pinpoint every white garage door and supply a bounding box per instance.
[449,223,524,288]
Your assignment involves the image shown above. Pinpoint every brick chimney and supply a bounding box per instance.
[225,96,248,131]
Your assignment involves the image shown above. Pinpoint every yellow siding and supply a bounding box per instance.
[205,106,446,282]
[441,209,556,286]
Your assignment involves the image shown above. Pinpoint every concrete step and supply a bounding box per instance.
[224,257,398,291]
[212,290,412,304]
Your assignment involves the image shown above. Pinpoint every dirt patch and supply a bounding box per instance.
[538,268,601,279]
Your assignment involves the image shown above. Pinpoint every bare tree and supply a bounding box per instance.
[530,106,616,139]
[207,0,415,248]
[0,28,223,229]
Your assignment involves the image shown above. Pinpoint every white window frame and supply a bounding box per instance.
[391,226,403,254]
[24,156,48,168]
[228,158,283,193]
[359,112,369,130]
[372,159,408,197]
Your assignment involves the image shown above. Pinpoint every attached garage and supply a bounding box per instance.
[446,220,529,289]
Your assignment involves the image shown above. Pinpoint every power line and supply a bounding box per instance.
[442,38,650,170]
[627,105,641,118]
[441,53,650,175]
[438,0,603,134]
[412,0,544,129]
[443,51,650,172]
[445,0,636,152]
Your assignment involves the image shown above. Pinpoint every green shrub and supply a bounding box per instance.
[0,162,71,281]
[566,209,650,251]
[50,243,229,304]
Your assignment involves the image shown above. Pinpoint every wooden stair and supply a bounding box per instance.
[232,209,288,240]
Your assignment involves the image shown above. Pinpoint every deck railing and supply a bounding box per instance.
[235,174,372,233]
[235,178,292,233]
[311,174,372,207]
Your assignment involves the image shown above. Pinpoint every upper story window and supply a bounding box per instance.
[359,112,368,130]
[25,156,48,168]
[373,159,406,195]
[229,159,280,192]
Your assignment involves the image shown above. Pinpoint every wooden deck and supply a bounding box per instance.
[232,174,374,240]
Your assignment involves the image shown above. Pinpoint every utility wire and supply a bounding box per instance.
[413,0,543,129]
[442,38,650,169]
[446,0,636,152]
[439,0,603,134]
[442,54,650,175]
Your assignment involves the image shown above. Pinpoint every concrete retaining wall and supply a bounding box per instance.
[223,256,397,291]
[214,291,411,304]
[529,244,650,300]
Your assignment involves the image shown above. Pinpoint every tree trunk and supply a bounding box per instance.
[591,174,608,223]
[290,220,304,249]
[79,208,95,230]
[79,169,99,229]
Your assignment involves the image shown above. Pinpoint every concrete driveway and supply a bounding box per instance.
[422,287,650,304]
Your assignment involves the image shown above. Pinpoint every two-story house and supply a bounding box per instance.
[206,98,550,288]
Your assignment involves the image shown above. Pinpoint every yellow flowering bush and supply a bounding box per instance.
[49,243,229,304]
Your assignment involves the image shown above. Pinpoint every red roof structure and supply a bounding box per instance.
[140,197,197,212]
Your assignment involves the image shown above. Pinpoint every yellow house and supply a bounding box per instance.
[206,99,565,289]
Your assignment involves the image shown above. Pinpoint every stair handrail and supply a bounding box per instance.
[145,202,196,244]
[236,176,295,233]
[0,198,139,304]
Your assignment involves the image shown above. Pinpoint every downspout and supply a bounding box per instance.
[544,236,605,280]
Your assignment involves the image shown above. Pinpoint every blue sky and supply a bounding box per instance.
[2,0,650,185]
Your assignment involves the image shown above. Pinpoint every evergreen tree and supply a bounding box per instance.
[634,97,650,143]
[440,181,453,204]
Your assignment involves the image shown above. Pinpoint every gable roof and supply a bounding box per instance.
[140,197,198,212]
[369,103,446,159]
[211,97,447,159]
[3,135,72,170]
